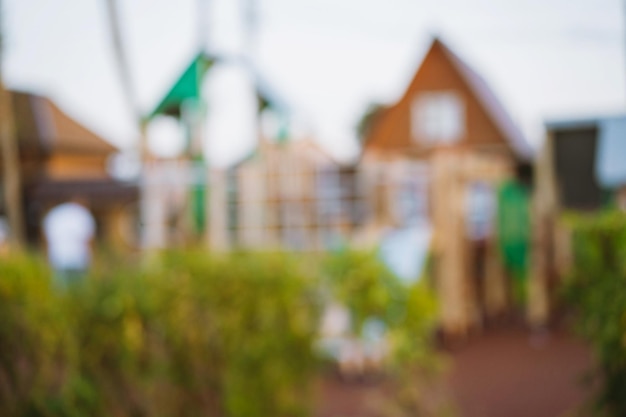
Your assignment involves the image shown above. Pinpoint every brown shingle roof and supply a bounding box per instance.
[12,91,117,155]
[436,39,532,160]
[363,37,532,161]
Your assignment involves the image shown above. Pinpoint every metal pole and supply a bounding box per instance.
[242,0,260,145]
[198,0,211,54]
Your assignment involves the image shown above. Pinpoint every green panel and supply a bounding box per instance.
[192,182,206,234]
[191,155,206,234]
[497,180,530,282]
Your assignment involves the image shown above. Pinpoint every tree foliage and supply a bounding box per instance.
[356,102,387,144]
[562,211,626,417]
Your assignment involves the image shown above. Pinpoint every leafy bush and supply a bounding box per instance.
[0,249,444,417]
[562,211,626,417]
[322,249,438,366]
[72,251,317,416]
[0,252,78,416]
[322,249,447,416]
[0,251,320,417]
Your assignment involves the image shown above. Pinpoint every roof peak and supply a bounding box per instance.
[423,36,533,159]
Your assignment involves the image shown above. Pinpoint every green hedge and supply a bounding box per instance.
[0,252,71,416]
[0,249,442,417]
[563,211,626,417]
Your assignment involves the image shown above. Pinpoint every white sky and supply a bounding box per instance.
[4,0,625,163]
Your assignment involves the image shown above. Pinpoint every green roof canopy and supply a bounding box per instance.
[147,53,289,124]
[147,53,214,119]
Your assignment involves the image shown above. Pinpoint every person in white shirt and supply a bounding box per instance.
[43,199,95,287]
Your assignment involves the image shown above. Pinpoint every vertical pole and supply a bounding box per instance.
[242,0,259,143]
[528,134,555,329]
[0,0,25,248]
[243,0,264,243]
[194,0,210,244]
[104,0,140,123]
[433,153,468,340]
[197,0,209,55]
[103,0,155,251]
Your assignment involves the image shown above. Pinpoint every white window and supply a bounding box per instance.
[412,92,464,145]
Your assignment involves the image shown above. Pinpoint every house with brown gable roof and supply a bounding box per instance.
[359,37,533,337]
[0,91,137,247]
[363,37,531,160]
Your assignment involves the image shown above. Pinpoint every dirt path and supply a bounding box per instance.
[316,326,594,417]
[447,327,593,417]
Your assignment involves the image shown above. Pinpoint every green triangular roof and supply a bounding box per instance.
[147,52,289,125]
[147,53,214,119]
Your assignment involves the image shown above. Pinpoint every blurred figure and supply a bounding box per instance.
[43,199,95,288]
[319,303,388,380]
[0,217,9,255]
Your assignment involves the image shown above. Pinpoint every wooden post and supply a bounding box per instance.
[141,158,167,250]
[0,84,24,248]
[432,152,469,339]
[528,133,557,328]
[208,168,229,251]
[0,1,25,248]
